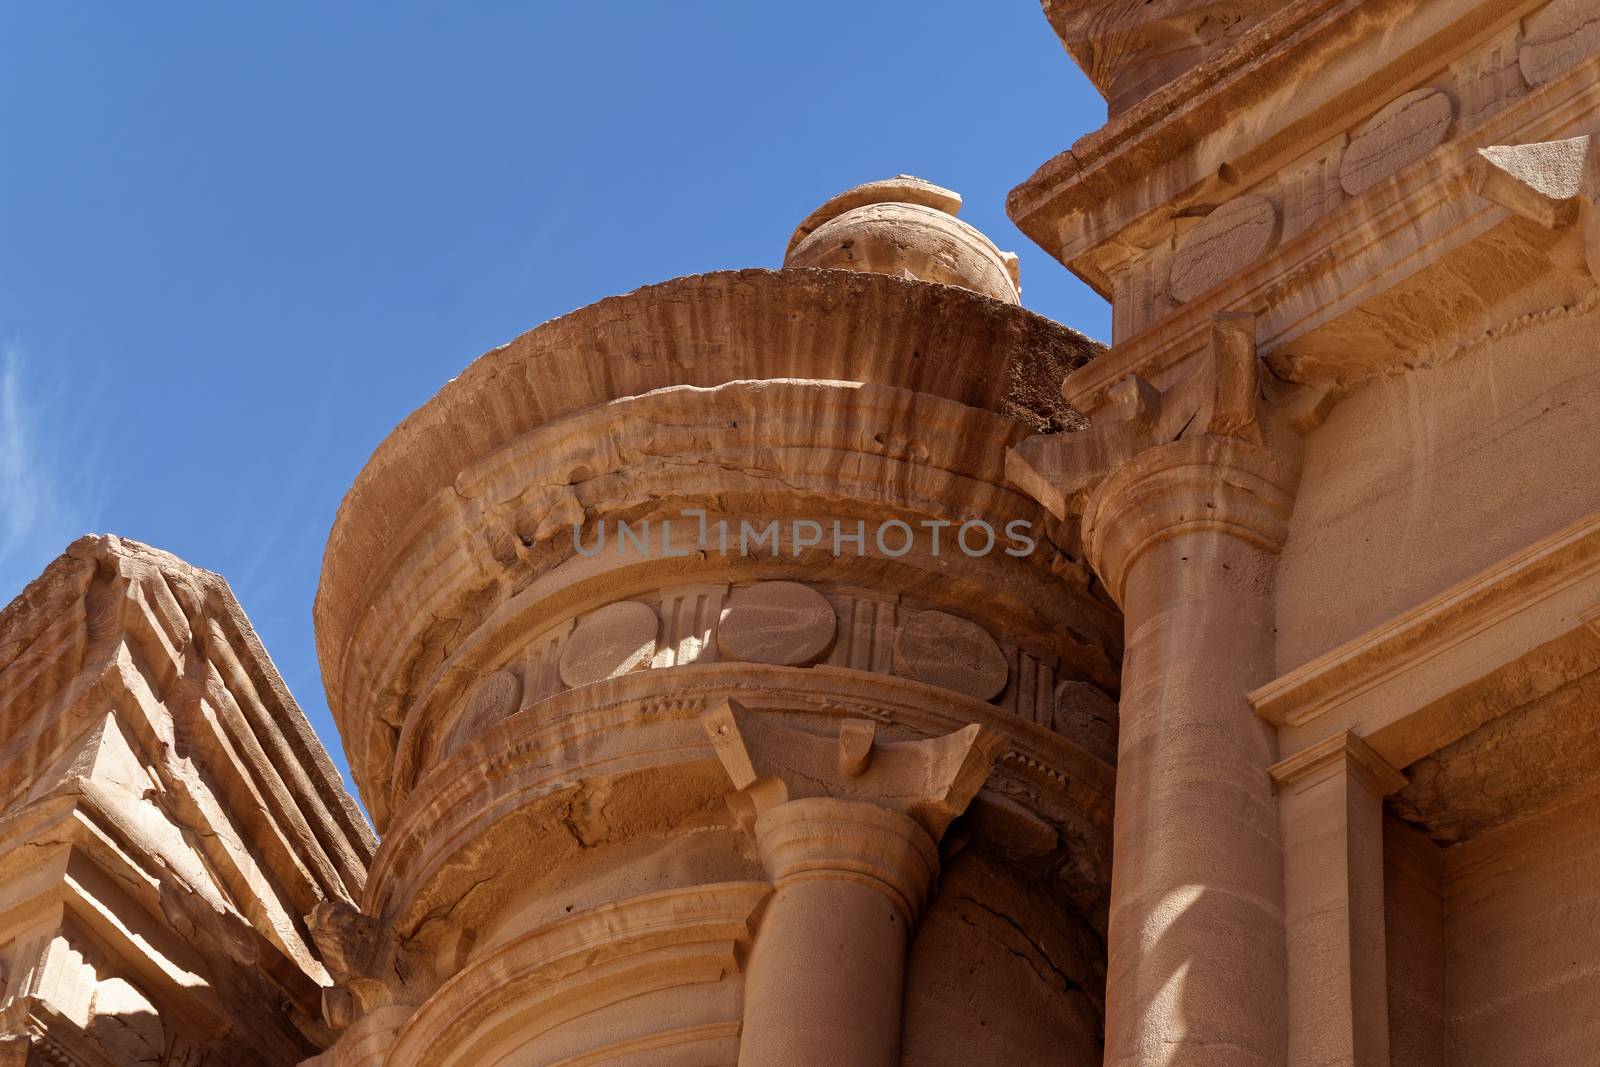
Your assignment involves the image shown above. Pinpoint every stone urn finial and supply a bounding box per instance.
[784,175,1022,304]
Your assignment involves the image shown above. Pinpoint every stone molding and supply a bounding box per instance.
[319,374,1116,827]
[1011,0,1556,277]
[316,271,1100,777]
[1060,48,1600,414]
[1268,730,1409,797]
[377,884,766,1067]
[1082,435,1297,606]
[0,536,375,1065]
[402,576,1111,807]
[365,664,1114,942]
[1252,510,1600,727]
[1251,510,1600,777]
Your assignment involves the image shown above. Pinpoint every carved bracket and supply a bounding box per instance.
[1007,311,1270,521]
[305,900,435,1028]
[700,699,998,842]
[1472,133,1600,283]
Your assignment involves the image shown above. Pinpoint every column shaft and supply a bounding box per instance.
[1083,436,1299,1067]
[1274,734,1404,1067]
[1105,532,1287,1066]
[737,797,937,1067]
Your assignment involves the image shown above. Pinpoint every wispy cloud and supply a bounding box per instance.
[0,343,106,603]
[0,346,43,562]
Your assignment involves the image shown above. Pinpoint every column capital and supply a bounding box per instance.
[1270,730,1408,798]
[1082,435,1298,607]
[753,797,941,923]
[700,699,999,923]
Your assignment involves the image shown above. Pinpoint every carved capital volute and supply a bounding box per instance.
[1081,435,1298,607]
[700,699,998,924]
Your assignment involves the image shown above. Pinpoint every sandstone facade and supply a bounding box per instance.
[3,1,1599,1064]
[0,536,373,1065]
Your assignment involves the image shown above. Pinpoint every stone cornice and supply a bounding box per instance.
[1055,49,1600,414]
[325,377,1117,826]
[384,883,767,1067]
[1268,730,1408,796]
[1250,510,1600,729]
[1036,0,1287,117]
[1011,0,1549,278]
[0,536,375,885]
[1081,436,1298,607]
[317,269,1102,756]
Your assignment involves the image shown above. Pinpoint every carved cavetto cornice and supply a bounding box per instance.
[317,270,1103,797]
[1037,0,1282,118]
[325,374,1119,829]
[1018,0,1600,418]
[1013,0,1558,276]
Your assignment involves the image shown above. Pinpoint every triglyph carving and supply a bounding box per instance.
[1451,22,1527,127]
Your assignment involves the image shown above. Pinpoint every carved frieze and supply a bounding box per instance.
[557,602,659,687]
[1521,0,1600,86]
[1451,23,1527,128]
[653,583,727,668]
[1340,88,1456,197]
[717,581,836,666]
[1280,135,1347,240]
[442,581,1115,764]
[1108,241,1176,342]
[1170,195,1279,304]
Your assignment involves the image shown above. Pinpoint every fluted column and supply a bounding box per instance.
[1083,434,1298,1067]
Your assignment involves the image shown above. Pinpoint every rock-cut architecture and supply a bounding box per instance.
[3,1,1599,1064]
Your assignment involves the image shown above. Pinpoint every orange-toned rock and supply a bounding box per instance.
[717,581,837,666]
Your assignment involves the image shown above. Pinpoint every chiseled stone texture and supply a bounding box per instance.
[1169,194,1278,303]
[1039,0,1278,116]
[305,193,1119,1066]
[1011,0,1600,1063]
[1521,0,1600,86]
[1339,88,1455,197]
[0,536,375,1066]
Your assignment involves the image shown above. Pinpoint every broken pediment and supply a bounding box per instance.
[0,535,375,1066]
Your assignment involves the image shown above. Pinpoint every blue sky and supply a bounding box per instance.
[0,3,1109,799]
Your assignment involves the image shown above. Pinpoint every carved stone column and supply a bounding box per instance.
[1010,313,1301,1066]
[1270,732,1407,1067]
[1085,434,1296,1067]
[701,700,998,1067]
